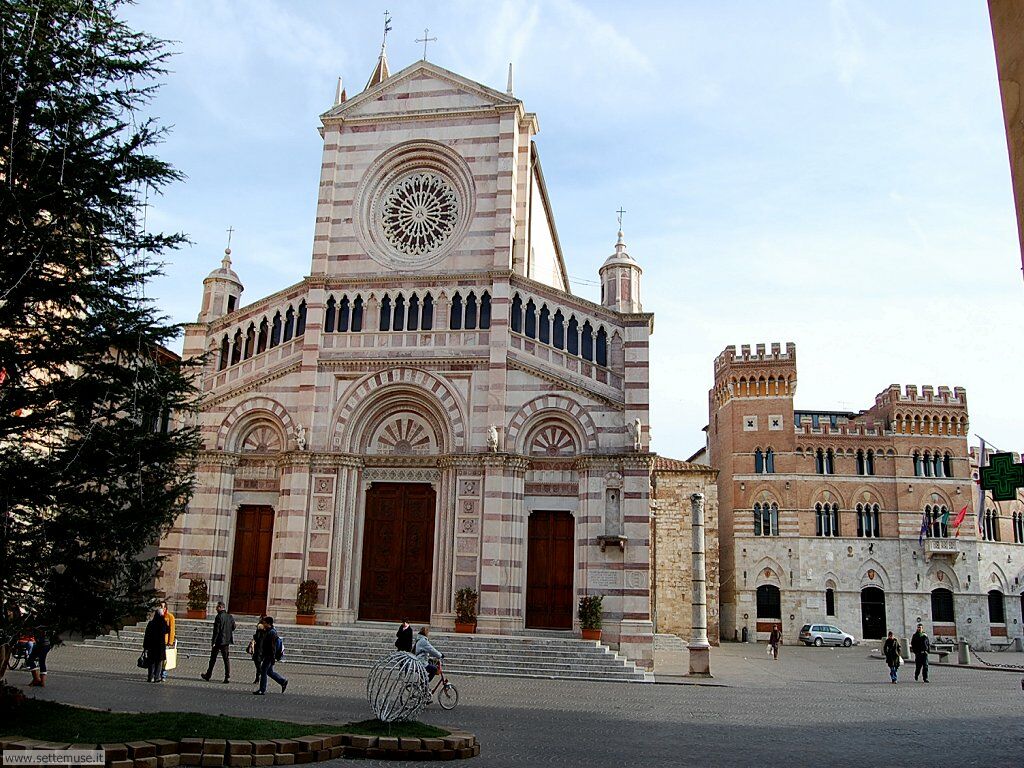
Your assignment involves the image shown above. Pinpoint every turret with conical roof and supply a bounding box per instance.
[199,245,243,323]
[599,228,642,313]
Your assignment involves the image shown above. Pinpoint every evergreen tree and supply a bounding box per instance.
[0,0,201,672]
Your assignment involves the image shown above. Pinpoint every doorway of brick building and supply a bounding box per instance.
[860,586,886,639]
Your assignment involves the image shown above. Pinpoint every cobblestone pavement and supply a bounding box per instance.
[7,642,1023,767]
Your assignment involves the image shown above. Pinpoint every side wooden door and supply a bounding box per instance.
[525,510,575,629]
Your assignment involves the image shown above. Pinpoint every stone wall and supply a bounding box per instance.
[651,463,720,645]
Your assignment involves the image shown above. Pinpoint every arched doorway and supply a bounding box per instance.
[525,510,574,629]
[358,482,436,623]
[931,587,955,637]
[756,584,781,634]
[860,587,886,639]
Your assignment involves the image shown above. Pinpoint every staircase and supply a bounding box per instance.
[81,619,652,683]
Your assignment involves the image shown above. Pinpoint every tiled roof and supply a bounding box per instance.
[653,455,715,473]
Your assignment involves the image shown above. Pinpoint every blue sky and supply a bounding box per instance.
[124,1,1023,457]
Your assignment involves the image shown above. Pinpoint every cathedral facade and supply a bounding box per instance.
[158,55,659,665]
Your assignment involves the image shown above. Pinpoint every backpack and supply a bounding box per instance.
[274,632,284,662]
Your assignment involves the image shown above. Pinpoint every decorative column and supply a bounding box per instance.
[688,492,712,676]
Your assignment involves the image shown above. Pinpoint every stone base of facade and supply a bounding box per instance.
[617,619,655,670]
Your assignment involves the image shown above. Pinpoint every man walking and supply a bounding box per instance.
[254,616,288,695]
[910,623,930,683]
[201,601,235,683]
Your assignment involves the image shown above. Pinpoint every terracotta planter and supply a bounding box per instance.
[296,613,316,626]
[454,621,477,634]
[581,628,602,641]
[185,609,205,619]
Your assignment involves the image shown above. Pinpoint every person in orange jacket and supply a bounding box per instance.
[160,600,176,681]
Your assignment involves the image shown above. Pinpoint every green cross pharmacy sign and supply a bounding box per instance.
[979,452,1024,502]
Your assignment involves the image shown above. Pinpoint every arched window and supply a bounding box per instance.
[983,509,1000,542]
[524,299,537,338]
[510,293,522,333]
[407,294,420,331]
[270,312,282,347]
[351,296,364,331]
[754,449,764,474]
[825,449,835,475]
[856,450,865,476]
[825,588,836,616]
[753,502,778,536]
[866,449,875,476]
[931,588,954,623]
[283,306,295,341]
[1014,511,1024,544]
[933,453,943,478]
[765,448,775,473]
[324,297,336,333]
[943,453,953,478]
[392,294,406,332]
[926,505,949,539]
[379,295,392,332]
[923,451,933,477]
[581,321,594,361]
[913,451,923,477]
[815,449,825,475]
[567,316,579,355]
[218,334,230,370]
[756,585,781,620]
[479,291,491,329]
[231,329,242,364]
[596,326,608,366]
[464,292,478,330]
[538,304,550,344]
[421,293,433,331]
[296,301,307,335]
[450,292,464,330]
[338,297,350,332]
[552,310,565,350]
[257,318,268,353]
[988,590,1005,624]
[815,503,839,537]
[856,503,881,538]
[243,323,255,359]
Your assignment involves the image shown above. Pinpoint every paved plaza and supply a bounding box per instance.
[9,642,1023,767]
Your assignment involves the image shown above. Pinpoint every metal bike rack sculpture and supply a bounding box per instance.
[366,651,430,722]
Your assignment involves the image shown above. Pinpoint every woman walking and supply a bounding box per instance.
[883,631,902,684]
[248,617,267,685]
[142,608,168,683]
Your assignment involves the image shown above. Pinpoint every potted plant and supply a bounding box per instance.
[296,579,318,625]
[186,578,208,619]
[454,587,478,633]
[578,595,603,641]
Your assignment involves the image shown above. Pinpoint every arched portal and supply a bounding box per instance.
[860,587,886,639]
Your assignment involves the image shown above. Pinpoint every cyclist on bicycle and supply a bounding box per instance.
[413,626,443,680]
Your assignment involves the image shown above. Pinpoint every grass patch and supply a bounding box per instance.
[0,700,448,743]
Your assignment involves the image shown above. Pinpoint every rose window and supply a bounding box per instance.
[380,172,460,256]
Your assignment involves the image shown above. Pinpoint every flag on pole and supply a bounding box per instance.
[976,438,988,536]
[952,504,968,536]
[940,506,950,535]
[918,507,930,545]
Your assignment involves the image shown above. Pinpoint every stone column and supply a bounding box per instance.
[688,492,712,676]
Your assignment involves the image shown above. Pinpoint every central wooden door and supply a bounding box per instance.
[229,505,275,616]
[358,482,436,623]
[526,510,575,629]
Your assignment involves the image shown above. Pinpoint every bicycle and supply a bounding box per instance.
[7,641,31,671]
[429,658,459,710]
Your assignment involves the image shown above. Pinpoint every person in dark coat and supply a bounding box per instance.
[910,623,930,682]
[395,620,413,652]
[254,616,287,695]
[26,626,52,687]
[201,601,235,683]
[249,617,267,685]
[143,609,169,683]
[768,624,782,660]
[883,631,902,683]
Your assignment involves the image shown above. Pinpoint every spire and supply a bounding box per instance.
[365,10,392,91]
[506,62,514,95]
[334,76,347,105]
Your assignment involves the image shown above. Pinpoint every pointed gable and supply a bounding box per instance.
[323,60,520,122]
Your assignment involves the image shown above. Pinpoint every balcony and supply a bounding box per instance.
[924,538,961,559]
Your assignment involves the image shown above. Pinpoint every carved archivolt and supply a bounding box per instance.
[507,395,598,454]
[217,396,296,452]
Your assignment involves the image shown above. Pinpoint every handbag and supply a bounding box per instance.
[165,647,178,671]
[246,639,256,656]
[766,644,773,656]
[137,650,148,668]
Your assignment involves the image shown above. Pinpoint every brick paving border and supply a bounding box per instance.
[0,730,481,764]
